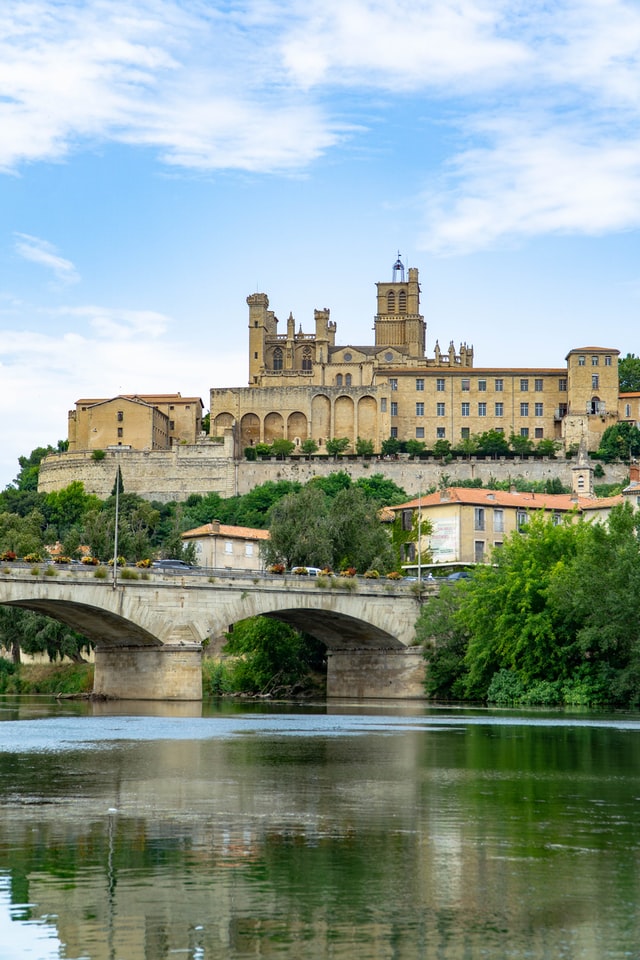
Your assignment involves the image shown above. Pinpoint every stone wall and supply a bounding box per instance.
[38,445,629,503]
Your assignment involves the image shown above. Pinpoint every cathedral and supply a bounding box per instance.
[209,256,620,455]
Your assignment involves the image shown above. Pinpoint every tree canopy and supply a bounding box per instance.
[619,353,640,393]
[416,506,640,707]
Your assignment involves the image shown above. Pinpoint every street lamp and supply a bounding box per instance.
[416,473,422,582]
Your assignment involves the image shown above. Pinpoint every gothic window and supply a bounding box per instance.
[345,374,352,386]
[273,347,283,371]
[302,347,312,371]
[387,290,395,313]
[398,290,407,312]
[336,374,343,386]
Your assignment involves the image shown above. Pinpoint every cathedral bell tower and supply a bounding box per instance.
[374,254,425,358]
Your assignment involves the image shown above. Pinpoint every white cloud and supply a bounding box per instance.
[0,301,246,486]
[14,234,79,284]
[1,0,640,251]
[420,116,640,253]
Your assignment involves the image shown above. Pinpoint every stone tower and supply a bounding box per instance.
[374,255,425,358]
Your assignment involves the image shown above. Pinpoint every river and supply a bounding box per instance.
[0,697,639,960]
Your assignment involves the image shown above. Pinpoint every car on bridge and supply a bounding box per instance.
[152,559,193,570]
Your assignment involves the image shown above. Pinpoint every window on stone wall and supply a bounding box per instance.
[559,378,567,391]
[380,398,387,412]
[391,402,398,416]
[535,427,544,438]
[336,374,343,386]
[387,290,395,313]
[436,378,445,392]
[437,402,445,416]
[495,379,504,391]
[169,421,175,430]
[578,355,585,366]
[520,379,529,391]
[461,379,470,391]
[461,402,470,416]
[416,402,424,416]
[461,427,470,439]
[494,509,504,532]
[605,355,612,366]
[117,411,124,421]
[592,355,599,366]
[302,348,312,371]
[520,427,529,437]
[117,427,123,438]
[391,427,398,438]
[495,402,504,416]
[535,379,543,391]
[592,374,599,389]
[398,290,407,312]
[436,427,446,438]
[478,379,486,391]
[225,541,233,554]
[520,403,529,416]
[416,378,424,391]
[535,403,544,416]
[389,378,398,391]
[245,543,254,556]
[273,347,283,371]
[478,403,487,416]
[416,427,425,438]
[345,374,352,386]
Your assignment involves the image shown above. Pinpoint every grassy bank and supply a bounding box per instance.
[0,660,94,695]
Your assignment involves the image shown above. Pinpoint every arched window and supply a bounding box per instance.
[336,374,343,387]
[302,347,312,371]
[273,347,283,371]
[398,290,407,313]
[345,374,352,386]
[387,290,395,314]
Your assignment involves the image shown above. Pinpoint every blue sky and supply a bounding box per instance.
[1,0,638,488]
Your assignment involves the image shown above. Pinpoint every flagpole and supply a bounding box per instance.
[112,466,120,590]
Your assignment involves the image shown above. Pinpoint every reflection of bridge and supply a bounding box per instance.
[0,568,427,700]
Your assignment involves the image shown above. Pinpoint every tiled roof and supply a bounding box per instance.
[182,523,270,540]
[390,487,623,513]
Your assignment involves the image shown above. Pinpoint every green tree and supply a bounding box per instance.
[476,430,510,457]
[509,433,534,456]
[300,438,319,458]
[381,436,402,457]
[432,439,451,460]
[327,486,395,573]
[13,444,64,491]
[263,486,333,569]
[597,422,640,462]
[355,437,375,456]
[618,353,640,392]
[0,509,47,557]
[223,616,324,694]
[270,438,296,459]
[353,474,407,506]
[415,586,470,699]
[454,435,479,457]
[325,437,351,458]
[404,439,426,457]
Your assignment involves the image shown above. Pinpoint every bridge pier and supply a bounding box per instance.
[326,648,426,699]
[93,645,203,701]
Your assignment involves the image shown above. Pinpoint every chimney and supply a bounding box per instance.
[630,462,640,483]
[210,519,221,534]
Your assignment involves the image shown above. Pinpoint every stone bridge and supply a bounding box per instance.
[0,567,428,701]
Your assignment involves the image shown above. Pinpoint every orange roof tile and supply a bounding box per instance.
[390,487,623,513]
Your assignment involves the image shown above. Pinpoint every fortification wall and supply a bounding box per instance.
[38,440,237,502]
[38,444,629,503]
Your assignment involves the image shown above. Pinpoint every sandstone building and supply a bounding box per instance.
[210,256,620,455]
[68,393,204,452]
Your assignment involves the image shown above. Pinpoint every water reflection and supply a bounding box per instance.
[0,700,639,959]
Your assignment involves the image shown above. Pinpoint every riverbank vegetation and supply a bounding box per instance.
[416,504,640,708]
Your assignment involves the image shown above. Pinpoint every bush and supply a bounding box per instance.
[0,551,16,562]
[386,571,403,580]
[94,566,108,579]
[267,563,285,574]
[120,568,139,580]
[292,567,309,575]
[244,446,257,461]
[82,556,100,565]
[91,449,106,461]
[363,569,380,578]
[339,567,357,577]
[486,669,525,705]
[202,659,233,696]
[135,558,152,568]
